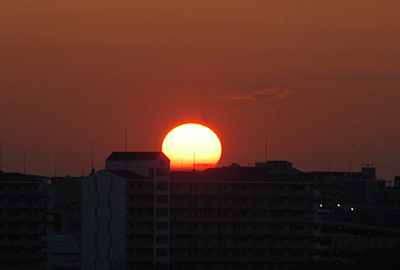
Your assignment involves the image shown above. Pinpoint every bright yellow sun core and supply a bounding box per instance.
[162,123,222,170]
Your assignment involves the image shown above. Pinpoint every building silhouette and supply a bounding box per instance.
[82,153,319,269]
[0,172,52,270]
[2,151,400,270]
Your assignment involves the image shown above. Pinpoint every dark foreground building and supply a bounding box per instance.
[81,152,400,270]
[0,172,52,270]
[82,153,319,270]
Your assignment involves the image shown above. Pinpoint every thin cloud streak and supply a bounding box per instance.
[218,88,294,102]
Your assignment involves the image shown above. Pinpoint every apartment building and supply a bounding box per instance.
[81,152,320,270]
[0,172,53,270]
[168,168,320,270]
[82,152,171,270]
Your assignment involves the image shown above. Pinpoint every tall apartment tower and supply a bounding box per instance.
[82,152,170,270]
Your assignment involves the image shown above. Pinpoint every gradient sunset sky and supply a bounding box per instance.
[1,1,399,180]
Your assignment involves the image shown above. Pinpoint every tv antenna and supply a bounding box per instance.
[0,138,2,172]
[193,136,196,171]
[91,140,94,173]
[23,149,26,174]
[55,152,57,177]
[125,125,127,152]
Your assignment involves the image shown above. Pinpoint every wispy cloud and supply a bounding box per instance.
[218,88,294,102]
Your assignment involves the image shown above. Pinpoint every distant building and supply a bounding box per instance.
[0,172,53,270]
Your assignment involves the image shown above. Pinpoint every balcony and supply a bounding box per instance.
[126,215,154,222]
[126,201,153,209]
[0,201,48,209]
[126,241,154,249]
[125,254,154,262]
[126,228,154,236]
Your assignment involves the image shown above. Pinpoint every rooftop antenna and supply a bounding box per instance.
[193,136,196,171]
[348,154,351,172]
[265,138,268,162]
[125,125,127,152]
[0,138,2,172]
[91,140,94,173]
[23,149,26,174]
[328,153,330,172]
[55,153,57,177]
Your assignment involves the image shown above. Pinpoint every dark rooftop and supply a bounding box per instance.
[106,152,168,161]
[107,170,148,180]
[170,167,302,182]
[0,171,46,182]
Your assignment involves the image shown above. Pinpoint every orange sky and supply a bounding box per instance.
[1,1,400,180]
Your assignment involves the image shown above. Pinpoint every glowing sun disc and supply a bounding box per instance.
[162,123,222,170]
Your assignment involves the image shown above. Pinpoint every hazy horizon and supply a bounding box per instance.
[1,1,399,180]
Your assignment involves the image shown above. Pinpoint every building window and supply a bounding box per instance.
[156,235,168,243]
[156,208,168,217]
[156,262,168,270]
[148,168,154,179]
[156,195,168,203]
[156,222,168,230]
[156,181,168,190]
[156,168,169,177]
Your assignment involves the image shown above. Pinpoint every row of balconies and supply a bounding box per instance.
[0,240,46,247]
[125,254,154,262]
[126,189,154,196]
[126,198,315,209]
[169,201,314,210]
[168,262,295,270]
[127,200,314,209]
[169,227,313,236]
[0,201,49,209]
[0,189,48,197]
[169,215,314,223]
[168,253,312,263]
[126,228,154,236]
[0,266,44,270]
[125,214,315,225]
[126,215,154,222]
[169,242,313,250]
[126,201,154,209]
[171,189,314,197]
[0,252,46,260]
[0,226,47,235]
[126,241,155,249]
[0,215,48,222]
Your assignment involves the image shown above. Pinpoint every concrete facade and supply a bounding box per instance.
[82,170,127,270]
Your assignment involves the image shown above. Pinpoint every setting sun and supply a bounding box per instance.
[162,123,222,170]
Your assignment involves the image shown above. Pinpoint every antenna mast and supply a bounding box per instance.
[23,149,26,174]
[91,140,94,173]
[265,138,268,162]
[125,125,127,152]
[55,153,57,177]
[193,137,196,171]
[0,138,2,172]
